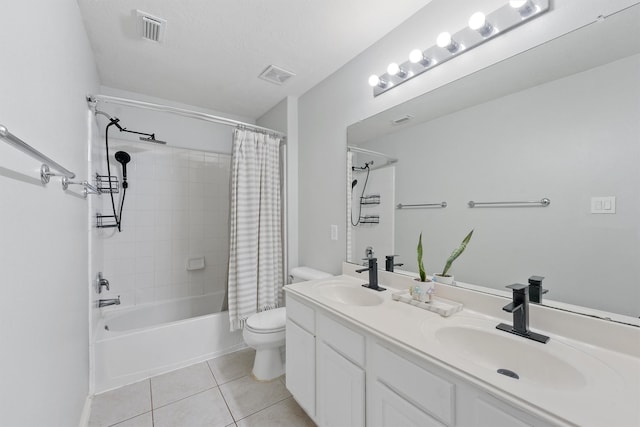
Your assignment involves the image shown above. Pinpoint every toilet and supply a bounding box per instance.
[243,266,332,380]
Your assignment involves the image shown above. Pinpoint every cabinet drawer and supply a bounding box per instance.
[286,295,315,334]
[374,344,454,426]
[317,313,365,366]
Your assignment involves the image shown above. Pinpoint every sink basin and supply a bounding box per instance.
[422,317,620,391]
[314,283,384,306]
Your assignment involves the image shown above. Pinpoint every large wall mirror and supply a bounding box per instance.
[346,5,640,322]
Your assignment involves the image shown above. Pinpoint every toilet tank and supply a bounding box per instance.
[290,266,332,283]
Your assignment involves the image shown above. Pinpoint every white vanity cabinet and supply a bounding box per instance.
[316,313,366,427]
[285,296,316,418]
[286,293,554,427]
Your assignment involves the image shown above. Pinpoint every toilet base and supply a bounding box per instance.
[252,346,285,381]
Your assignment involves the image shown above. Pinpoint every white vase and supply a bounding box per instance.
[434,274,455,285]
[410,280,434,302]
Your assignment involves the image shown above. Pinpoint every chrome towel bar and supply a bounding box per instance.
[397,202,447,209]
[0,124,75,184]
[468,198,550,208]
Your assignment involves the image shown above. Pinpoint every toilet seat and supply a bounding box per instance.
[245,307,286,333]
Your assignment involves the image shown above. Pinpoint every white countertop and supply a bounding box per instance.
[286,271,640,427]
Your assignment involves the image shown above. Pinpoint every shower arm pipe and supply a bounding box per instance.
[87,95,287,139]
[347,145,398,164]
[0,124,76,183]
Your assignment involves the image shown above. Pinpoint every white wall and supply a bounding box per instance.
[364,55,640,316]
[297,0,639,275]
[0,1,100,425]
[257,97,300,274]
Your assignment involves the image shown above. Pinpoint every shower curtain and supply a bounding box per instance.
[227,128,283,331]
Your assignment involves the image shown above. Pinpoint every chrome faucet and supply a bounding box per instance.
[98,296,121,308]
[97,272,110,294]
[496,284,549,344]
[356,257,386,292]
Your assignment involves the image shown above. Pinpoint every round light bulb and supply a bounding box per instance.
[387,63,400,76]
[368,75,380,87]
[436,32,452,48]
[409,49,423,64]
[468,12,486,30]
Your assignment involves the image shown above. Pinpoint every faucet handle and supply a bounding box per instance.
[97,272,110,293]
[506,283,528,291]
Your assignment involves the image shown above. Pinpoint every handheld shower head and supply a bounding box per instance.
[115,151,131,188]
[352,179,358,189]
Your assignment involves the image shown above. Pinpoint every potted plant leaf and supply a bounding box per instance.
[410,232,434,302]
[434,229,474,285]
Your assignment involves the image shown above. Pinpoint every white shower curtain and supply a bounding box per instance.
[227,128,283,331]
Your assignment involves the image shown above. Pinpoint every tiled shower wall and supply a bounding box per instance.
[97,139,231,307]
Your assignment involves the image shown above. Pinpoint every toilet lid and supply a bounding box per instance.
[246,307,286,332]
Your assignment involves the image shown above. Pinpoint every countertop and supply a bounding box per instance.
[285,271,640,427]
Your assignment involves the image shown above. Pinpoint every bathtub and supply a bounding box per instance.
[93,292,245,393]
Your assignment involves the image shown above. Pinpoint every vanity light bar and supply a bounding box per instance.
[369,0,550,96]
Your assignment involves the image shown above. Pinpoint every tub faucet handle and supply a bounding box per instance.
[97,272,110,293]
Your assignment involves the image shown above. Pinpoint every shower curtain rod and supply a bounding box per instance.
[87,94,287,140]
[347,145,398,163]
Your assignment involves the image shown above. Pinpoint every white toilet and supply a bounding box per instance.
[243,266,332,380]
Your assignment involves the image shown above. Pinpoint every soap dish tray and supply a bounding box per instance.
[391,290,463,317]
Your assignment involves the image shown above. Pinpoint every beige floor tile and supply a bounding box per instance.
[153,388,234,427]
[219,375,291,420]
[88,380,151,427]
[151,362,217,408]
[112,412,153,427]
[236,397,315,427]
[207,348,255,384]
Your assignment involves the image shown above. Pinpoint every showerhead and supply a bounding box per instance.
[115,151,131,188]
[139,135,167,145]
[352,179,358,189]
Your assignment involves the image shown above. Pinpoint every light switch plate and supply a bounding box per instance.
[591,196,616,214]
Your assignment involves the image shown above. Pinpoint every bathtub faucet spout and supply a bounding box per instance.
[98,296,121,308]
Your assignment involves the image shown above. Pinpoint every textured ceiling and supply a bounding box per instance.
[77,0,433,119]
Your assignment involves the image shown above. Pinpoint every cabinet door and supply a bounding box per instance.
[317,340,365,427]
[371,381,445,427]
[472,398,532,427]
[286,319,316,418]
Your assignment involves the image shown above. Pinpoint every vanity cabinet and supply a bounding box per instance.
[285,297,316,418]
[286,294,553,427]
[316,312,366,427]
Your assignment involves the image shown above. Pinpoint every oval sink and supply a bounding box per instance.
[435,325,586,390]
[315,283,384,306]
[421,317,621,392]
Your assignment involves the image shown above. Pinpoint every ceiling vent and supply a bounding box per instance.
[136,10,166,43]
[258,65,296,85]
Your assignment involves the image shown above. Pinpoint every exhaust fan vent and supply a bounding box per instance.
[258,65,296,85]
[136,10,166,43]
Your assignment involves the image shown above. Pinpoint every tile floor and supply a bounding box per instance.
[89,348,316,427]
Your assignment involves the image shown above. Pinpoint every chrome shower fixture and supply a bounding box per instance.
[139,135,167,144]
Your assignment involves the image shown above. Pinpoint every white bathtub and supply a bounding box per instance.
[93,292,245,393]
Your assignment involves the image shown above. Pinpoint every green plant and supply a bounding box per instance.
[417,232,427,281]
[440,229,474,276]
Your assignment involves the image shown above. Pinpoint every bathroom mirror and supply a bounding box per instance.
[347,5,640,322]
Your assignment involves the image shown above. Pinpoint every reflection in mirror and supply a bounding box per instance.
[347,5,640,322]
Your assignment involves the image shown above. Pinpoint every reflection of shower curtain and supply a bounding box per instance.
[227,128,283,331]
